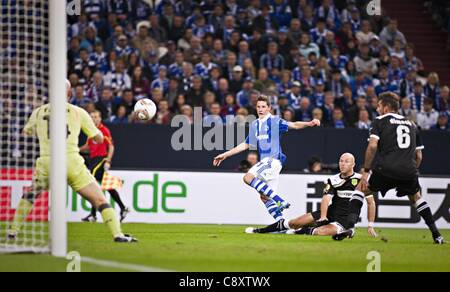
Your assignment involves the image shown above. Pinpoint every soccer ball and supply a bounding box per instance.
[134,98,157,121]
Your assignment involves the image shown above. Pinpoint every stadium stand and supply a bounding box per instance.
[60,0,450,130]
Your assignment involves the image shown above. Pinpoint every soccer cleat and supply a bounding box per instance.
[285,229,297,235]
[332,229,355,241]
[6,231,17,241]
[245,227,256,234]
[434,236,445,245]
[120,207,130,223]
[82,215,97,222]
[114,234,138,243]
[276,201,291,213]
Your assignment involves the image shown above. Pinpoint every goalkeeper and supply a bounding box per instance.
[7,80,137,243]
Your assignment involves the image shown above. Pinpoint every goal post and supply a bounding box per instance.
[49,0,67,258]
[0,0,67,256]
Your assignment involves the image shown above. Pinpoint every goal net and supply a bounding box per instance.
[0,0,65,254]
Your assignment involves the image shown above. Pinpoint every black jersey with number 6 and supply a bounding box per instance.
[369,113,424,180]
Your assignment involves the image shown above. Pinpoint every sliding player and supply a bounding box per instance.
[80,110,129,223]
[213,95,320,222]
[7,80,137,243]
[245,153,377,237]
[334,92,444,244]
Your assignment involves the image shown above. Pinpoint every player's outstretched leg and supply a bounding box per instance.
[260,196,283,222]
[410,193,445,244]
[246,219,290,234]
[244,174,290,212]
[78,182,137,243]
[7,192,38,240]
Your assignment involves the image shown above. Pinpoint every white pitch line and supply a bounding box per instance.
[81,257,173,272]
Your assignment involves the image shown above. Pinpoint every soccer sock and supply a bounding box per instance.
[98,204,123,238]
[415,198,441,238]
[108,189,126,211]
[296,227,316,235]
[256,219,288,233]
[9,199,34,234]
[90,207,97,217]
[346,191,365,229]
[250,178,285,204]
[264,200,283,221]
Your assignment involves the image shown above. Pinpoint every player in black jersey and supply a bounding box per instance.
[245,153,377,237]
[334,92,444,244]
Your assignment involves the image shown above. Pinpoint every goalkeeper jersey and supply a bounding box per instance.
[23,103,100,157]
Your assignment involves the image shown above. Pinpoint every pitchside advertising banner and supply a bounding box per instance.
[1,169,449,229]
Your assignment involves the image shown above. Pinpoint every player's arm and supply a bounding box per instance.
[213,142,249,167]
[287,119,321,130]
[79,141,90,153]
[79,107,104,143]
[319,181,334,222]
[22,107,39,136]
[360,137,379,192]
[104,140,115,170]
[415,129,424,168]
[365,195,378,237]
[319,195,332,221]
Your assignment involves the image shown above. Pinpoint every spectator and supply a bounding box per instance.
[221,94,239,118]
[303,156,322,173]
[431,113,449,131]
[408,81,427,112]
[171,94,187,115]
[154,100,172,125]
[229,66,245,94]
[356,108,372,130]
[312,107,324,125]
[436,86,450,112]
[95,87,116,120]
[417,98,439,130]
[186,75,205,107]
[379,19,407,48]
[110,105,129,124]
[354,43,378,75]
[329,107,347,129]
[131,66,150,100]
[259,42,285,73]
[181,104,194,124]
[103,59,132,95]
[299,33,320,58]
[423,72,441,103]
[356,20,376,44]
[238,151,259,173]
[118,89,136,117]
[399,97,418,123]
[295,97,313,122]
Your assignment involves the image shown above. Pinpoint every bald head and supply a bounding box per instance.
[339,153,355,175]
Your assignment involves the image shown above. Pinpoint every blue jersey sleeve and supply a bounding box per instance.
[279,118,289,134]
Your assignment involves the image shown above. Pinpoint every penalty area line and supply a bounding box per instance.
[81,256,173,272]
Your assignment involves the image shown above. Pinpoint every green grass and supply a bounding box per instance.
[1,223,449,272]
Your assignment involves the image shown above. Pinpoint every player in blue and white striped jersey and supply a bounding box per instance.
[214,95,320,222]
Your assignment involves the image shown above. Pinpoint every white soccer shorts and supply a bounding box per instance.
[248,157,282,192]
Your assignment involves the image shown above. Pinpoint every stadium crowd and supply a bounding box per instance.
[64,0,450,131]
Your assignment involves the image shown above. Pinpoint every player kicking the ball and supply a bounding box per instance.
[245,153,377,237]
[214,95,320,221]
[7,80,137,243]
[334,92,444,244]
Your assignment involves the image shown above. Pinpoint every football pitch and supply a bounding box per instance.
[0,223,449,272]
